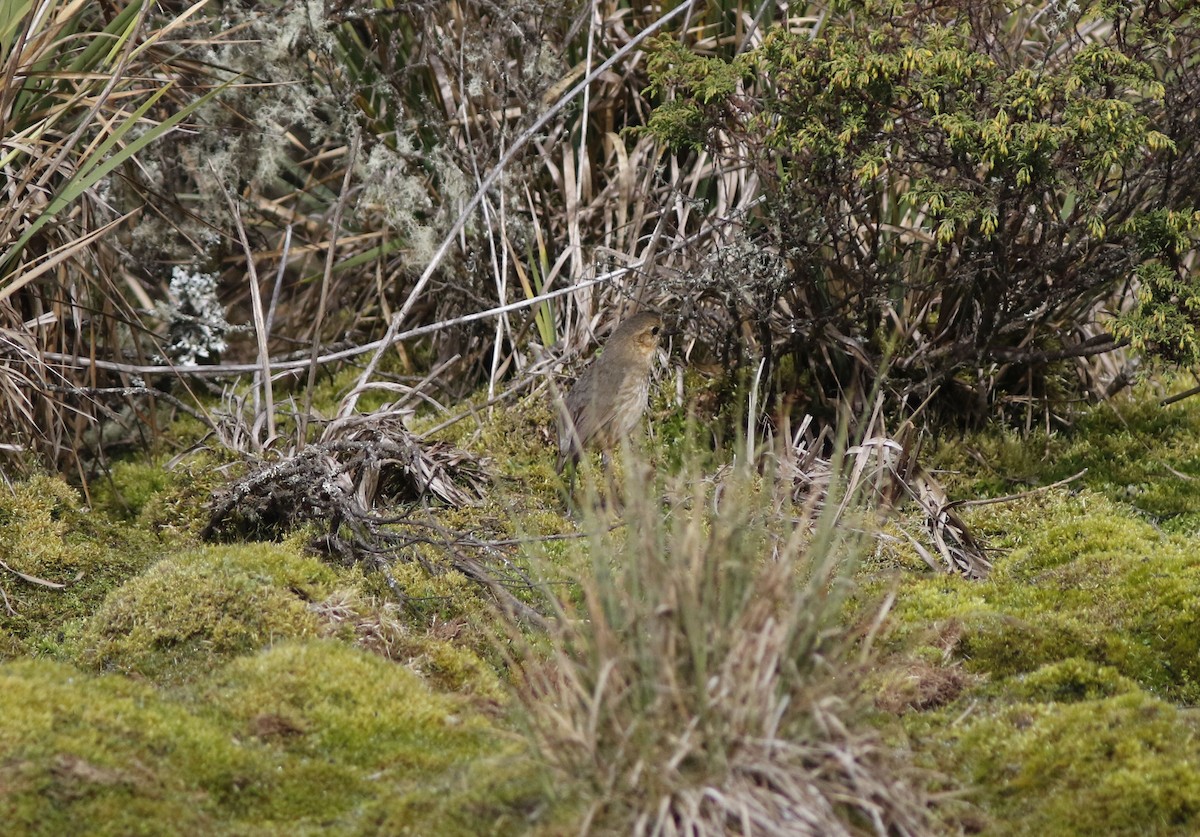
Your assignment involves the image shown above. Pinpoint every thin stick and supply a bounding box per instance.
[946,469,1088,509]
[43,384,216,430]
[338,0,699,420]
[32,267,626,377]
[218,180,275,446]
[1162,384,1200,407]
[302,132,361,446]
[31,197,744,379]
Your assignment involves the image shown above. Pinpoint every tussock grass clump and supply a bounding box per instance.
[514,453,932,835]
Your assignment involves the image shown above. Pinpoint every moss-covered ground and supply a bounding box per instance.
[3,377,1200,833]
[874,381,1200,835]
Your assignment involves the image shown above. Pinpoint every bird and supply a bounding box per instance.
[556,310,664,477]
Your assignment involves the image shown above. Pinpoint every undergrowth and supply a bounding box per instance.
[3,380,1200,833]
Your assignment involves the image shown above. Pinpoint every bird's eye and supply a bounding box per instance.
[651,326,661,335]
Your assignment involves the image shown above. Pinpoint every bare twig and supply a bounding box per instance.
[43,384,217,431]
[947,469,1088,509]
[31,268,626,377]
[302,131,361,446]
[1162,385,1200,407]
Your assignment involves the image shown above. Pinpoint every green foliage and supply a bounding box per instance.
[90,453,233,538]
[875,387,1200,832]
[0,476,91,579]
[1003,658,1139,703]
[0,646,535,836]
[203,640,492,770]
[1115,210,1200,364]
[645,0,1200,421]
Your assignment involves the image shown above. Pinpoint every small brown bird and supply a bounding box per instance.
[556,311,664,475]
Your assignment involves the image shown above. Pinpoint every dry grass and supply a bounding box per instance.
[510,442,933,835]
[1,0,806,482]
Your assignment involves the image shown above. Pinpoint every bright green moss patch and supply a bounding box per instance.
[887,488,1200,701]
[203,640,492,769]
[882,389,1200,833]
[0,475,89,575]
[0,650,539,836]
[0,476,159,657]
[91,458,174,520]
[193,640,538,832]
[917,691,1200,836]
[999,658,1140,703]
[0,659,265,835]
[370,751,557,837]
[91,454,230,537]
[76,542,340,682]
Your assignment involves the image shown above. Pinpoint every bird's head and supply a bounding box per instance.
[612,311,664,357]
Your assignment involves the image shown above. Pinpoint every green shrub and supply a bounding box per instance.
[645,0,1200,421]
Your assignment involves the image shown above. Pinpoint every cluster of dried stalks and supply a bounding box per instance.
[775,413,992,580]
[197,407,554,620]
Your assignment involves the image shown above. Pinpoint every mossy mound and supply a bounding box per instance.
[0,476,159,657]
[312,586,505,701]
[204,640,491,769]
[0,648,543,836]
[916,690,1200,836]
[195,640,543,834]
[76,542,341,682]
[881,385,1200,834]
[0,658,267,836]
[888,489,1200,702]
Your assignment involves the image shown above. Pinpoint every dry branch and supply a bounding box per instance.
[200,410,542,620]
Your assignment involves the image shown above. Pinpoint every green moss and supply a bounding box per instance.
[91,453,231,537]
[91,458,174,520]
[0,650,542,836]
[384,561,492,633]
[371,750,557,836]
[0,475,90,574]
[311,587,505,700]
[76,542,340,682]
[887,489,1200,701]
[196,640,539,832]
[0,659,265,835]
[1000,658,1140,703]
[923,691,1200,835]
[0,476,159,658]
[204,640,491,768]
